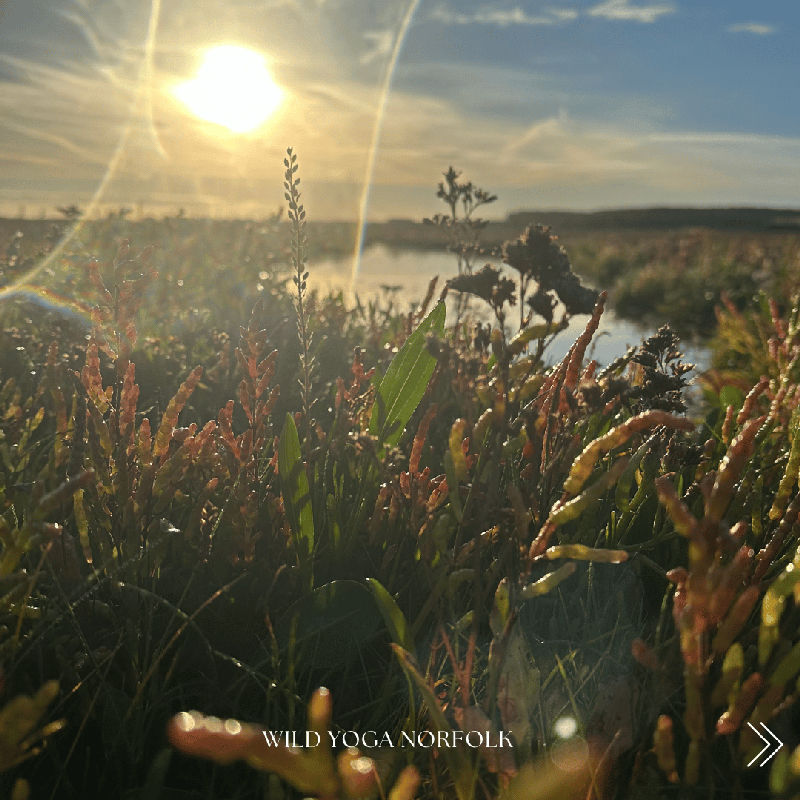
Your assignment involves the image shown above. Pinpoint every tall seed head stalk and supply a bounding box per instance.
[284,147,315,430]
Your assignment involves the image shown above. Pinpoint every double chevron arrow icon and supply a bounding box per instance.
[747,722,784,767]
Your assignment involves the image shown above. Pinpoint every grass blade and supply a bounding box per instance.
[279,413,315,574]
[366,577,415,655]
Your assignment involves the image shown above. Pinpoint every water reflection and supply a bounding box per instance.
[312,244,711,370]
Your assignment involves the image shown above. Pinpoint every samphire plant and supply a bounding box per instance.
[0,152,799,800]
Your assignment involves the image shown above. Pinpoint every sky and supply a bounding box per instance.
[0,0,798,220]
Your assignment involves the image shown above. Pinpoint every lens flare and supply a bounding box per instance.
[350,0,422,291]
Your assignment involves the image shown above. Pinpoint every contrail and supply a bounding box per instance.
[349,0,423,291]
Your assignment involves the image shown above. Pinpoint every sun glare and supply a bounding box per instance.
[173,45,283,134]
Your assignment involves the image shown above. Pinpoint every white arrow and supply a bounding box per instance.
[746,723,771,767]
[758,723,784,766]
[746,722,783,767]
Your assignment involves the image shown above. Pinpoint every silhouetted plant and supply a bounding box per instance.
[503,224,599,327]
[447,264,515,327]
[424,166,497,277]
[285,147,315,434]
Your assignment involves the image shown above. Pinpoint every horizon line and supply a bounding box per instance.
[3,204,800,224]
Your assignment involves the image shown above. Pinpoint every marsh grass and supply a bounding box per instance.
[0,156,799,800]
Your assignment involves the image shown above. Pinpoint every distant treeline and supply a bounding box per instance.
[363,207,800,252]
[2,207,800,261]
[506,207,800,233]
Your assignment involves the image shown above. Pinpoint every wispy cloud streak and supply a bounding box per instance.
[589,0,675,23]
[429,5,578,27]
[430,1,673,27]
[727,22,777,35]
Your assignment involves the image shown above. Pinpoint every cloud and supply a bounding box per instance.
[489,114,800,212]
[646,132,794,147]
[429,5,578,27]
[549,8,579,22]
[360,30,394,65]
[588,0,675,23]
[727,22,777,36]
[429,1,676,28]
[1,0,795,220]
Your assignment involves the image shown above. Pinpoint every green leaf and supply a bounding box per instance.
[279,413,314,564]
[369,302,445,447]
[366,578,415,654]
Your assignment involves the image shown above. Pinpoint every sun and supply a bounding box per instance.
[173,45,283,134]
